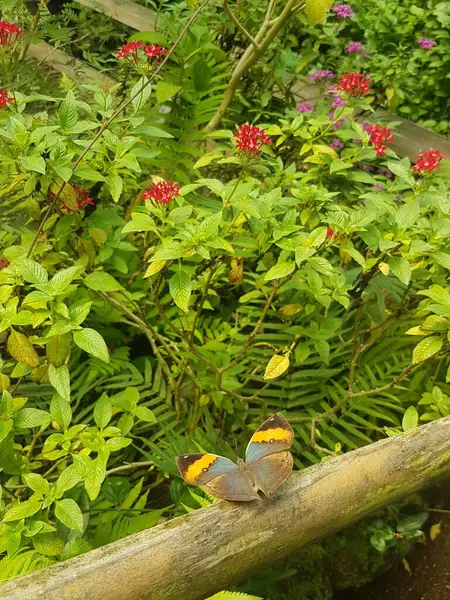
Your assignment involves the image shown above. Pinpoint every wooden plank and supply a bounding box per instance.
[75,0,157,31]
[27,42,116,86]
[2,416,450,600]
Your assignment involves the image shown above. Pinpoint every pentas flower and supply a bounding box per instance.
[412,149,447,174]
[144,44,168,61]
[296,102,314,113]
[234,124,271,158]
[0,258,10,270]
[331,4,355,18]
[418,38,436,50]
[372,184,384,191]
[309,70,334,83]
[337,72,371,96]
[330,138,344,150]
[346,42,370,55]
[368,124,394,156]
[0,21,23,46]
[0,88,13,108]
[142,180,181,205]
[116,41,143,63]
[73,186,95,210]
[327,85,345,108]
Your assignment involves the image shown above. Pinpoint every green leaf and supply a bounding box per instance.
[50,394,72,430]
[329,158,352,174]
[136,125,173,139]
[264,261,295,281]
[47,266,83,295]
[19,155,46,174]
[94,393,112,430]
[433,252,450,271]
[156,81,182,104]
[54,498,83,532]
[394,199,420,230]
[12,257,48,285]
[106,173,123,203]
[85,457,106,501]
[32,533,65,557]
[131,76,152,114]
[14,408,51,428]
[134,406,157,423]
[387,161,415,186]
[122,213,156,234]
[73,328,110,363]
[388,256,411,285]
[412,336,443,364]
[3,499,43,522]
[402,406,418,431]
[59,90,78,129]
[169,268,192,313]
[84,272,123,292]
[22,473,49,495]
[74,165,106,182]
[56,465,80,496]
[7,329,39,367]
[48,364,70,401]
[0,419,13,443]
[308,256,334,275]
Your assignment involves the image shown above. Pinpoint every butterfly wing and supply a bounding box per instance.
[245,413,294,462]
[248,450,293,496]
[175,453,259,501]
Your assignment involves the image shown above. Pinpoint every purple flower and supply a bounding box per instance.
[331,95,345,108]
[332,4,355,18]
[330,138,344,150]
[309,69,334,83]
[346,41,370,55]
[372,184,384,191]
[418,37,436,49]
[296,102,314,113]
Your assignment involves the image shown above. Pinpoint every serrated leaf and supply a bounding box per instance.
[264,261,295,281]
[85,457,106,501]
[3,499,43,522]
[54,498,83,532]
[55,465,80,496]
[412,336,443,364]
[12,257,48,285]
[402,406,418,431]
[94,393,112,430]
[14,408,50,428]
[131,76,152,114]
[48,364,70,401]
[169,268,192,313]
[23,473,49,495]
[264,354,290,380]
[388,256,411,285]
[47,266,82,295]
[32,533,65,557]
[84,272,123,292]
[395,199,420,230]
[19,155,46,174]
[105,173,123,203]
[59,90,78,129]
[7,329,39,367]
[73,328,110,363]
[46,333,71,367]
[387,161,415,186]
[50,394,72,430]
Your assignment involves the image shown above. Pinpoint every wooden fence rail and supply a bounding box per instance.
[2,416,450,600]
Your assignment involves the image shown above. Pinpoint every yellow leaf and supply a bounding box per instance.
[264,354,290,380]
[46,333,71,367]
[144,260,166,278]
[0,374,10,391]
[89,228,107,247]
[50,180,77,211]
[430,521,441,541]
[280,304,303,316]
[402,558,412,576]
[379,262,390,276]
[7,329,39,368]
[305,0,333,24]
[228,258,243,284]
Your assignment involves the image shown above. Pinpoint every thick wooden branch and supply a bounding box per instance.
[3,417,450,600]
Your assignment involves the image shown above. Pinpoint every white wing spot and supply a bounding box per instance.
[184,455,188,458]
[203,468,208,472]
[270,439,274,444]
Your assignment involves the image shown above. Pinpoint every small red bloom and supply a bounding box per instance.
[337,72,371,96]
[142,180,181,205]
[234,124,271,158]
[73,186,95,210]
[0,21,23,46]
[0,258,10,270]
[0,88,13,108]
[144,44,168,62]
[368,124,394,157]
[115,41,143,63]
[326,227,334,239]
[412,149,447,175]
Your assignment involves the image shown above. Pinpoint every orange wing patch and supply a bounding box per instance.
[185,454,217,483]
[252,427,292,444]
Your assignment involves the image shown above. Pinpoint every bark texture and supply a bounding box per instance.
[3,417,450,600]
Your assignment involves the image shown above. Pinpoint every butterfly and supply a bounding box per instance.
[175,413,294,502]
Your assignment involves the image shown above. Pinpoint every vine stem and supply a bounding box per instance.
[26,0,213,259]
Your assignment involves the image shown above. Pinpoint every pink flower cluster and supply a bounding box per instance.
[417,38,436,50]
[309,70,334,83]
[331,4,355,18]
[296,102,314,113]
[234,124,271,158]
[142,180,181,205]
[346,42,370,55]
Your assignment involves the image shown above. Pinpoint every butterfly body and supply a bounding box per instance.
[176,413,294,502]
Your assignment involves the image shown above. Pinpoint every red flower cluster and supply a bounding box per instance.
[0,258,10,270]
[326,227,334,239]
[337,72,371,96]
[368,124,394,156]
[0,21,23,46]
[0,88,13,108]
[144,44,168,61]
[234,124,271,158]
[142,180,181,205]
[412,149,447,174]
[116,41,143,62]
[59,187,95,214]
